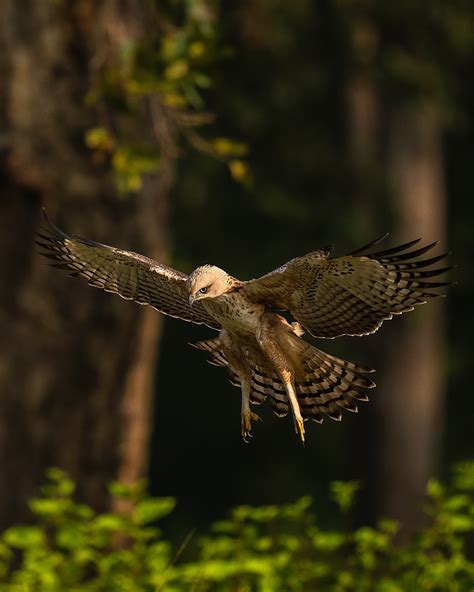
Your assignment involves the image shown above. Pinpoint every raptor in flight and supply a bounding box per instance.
[38,210,450,443]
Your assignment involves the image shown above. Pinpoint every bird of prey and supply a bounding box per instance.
[37,209,450,443]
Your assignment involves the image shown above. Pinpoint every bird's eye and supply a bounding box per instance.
[199,286,209,294]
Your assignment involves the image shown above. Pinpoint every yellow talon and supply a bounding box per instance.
[294,416,305,444]
[241,411,261,441]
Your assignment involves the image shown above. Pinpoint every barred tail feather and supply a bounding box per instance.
[288,337,375,422]
[190,338,228,367]
[191,336,375,424]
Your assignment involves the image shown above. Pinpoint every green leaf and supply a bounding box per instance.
[452,461,474,490]
[133,497,176,525]
[229,159,252,186]
[29,497,70,518]
[44,468,76,497]
[427,479,444,499]
[112,146,161,175]
[56,523,86,550]
[188,41,207,60]
[312,530,345,551]
[91,513,126,532]
[443,513,473,532]
[444,494,471,511]
[3,526,45,549]
[330,480,361,512]
[165,59,189,80]
[213,137,248,157]
[378,519,399,536]
[193,72,212,88]
[85,127,115,152]
[74,503,95,520]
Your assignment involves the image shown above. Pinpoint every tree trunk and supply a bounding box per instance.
[375,101,447,541]
[346,17,381,237]
[0,0,171,528]
[345,12,447,539]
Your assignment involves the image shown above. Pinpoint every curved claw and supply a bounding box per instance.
[241,411,261,442]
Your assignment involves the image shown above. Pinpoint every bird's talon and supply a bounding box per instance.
[294,416,305,444]
[242,430,252,443]
[241,410,260,441]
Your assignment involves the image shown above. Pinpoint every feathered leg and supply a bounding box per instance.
[279,369,305,443]
[239,375,261,441]
[219,330,260,441]
[256,314,305,443]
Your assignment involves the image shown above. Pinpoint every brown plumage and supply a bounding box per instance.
[37,210,451,443]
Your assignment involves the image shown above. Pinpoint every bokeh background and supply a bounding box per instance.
[1,0,473,549]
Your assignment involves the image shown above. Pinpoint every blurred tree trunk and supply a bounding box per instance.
[0,1,172,528]
[375,102,447,541]
[346,18,380,236]
[346,15,447,540]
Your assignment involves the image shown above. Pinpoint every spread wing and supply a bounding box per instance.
[243,236,451,338]
[37,209,220,330]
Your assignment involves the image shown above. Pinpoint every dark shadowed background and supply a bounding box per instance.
[1,0,473,547]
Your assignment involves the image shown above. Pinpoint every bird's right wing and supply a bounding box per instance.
[37,209,220,330]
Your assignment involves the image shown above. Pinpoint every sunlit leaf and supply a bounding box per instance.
[132,498,176,525]
[427,479,444,499]
[3,526,45,549]
[229,159,251,185]
[213,138,248,157]
[165,59,189,81]
[29,497,70,518]
[330,480,361,513]
[85,127,115,152]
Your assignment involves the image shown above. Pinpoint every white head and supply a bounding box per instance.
[187,265,236,305]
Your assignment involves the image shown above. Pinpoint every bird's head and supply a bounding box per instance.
[187,265,236,305]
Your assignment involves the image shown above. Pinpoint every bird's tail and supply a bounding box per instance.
[283,334,376,422]
[190,338,228,367]
[191,336,375,423]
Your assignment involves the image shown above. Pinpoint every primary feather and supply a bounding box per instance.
[242,238,450,338]
[36,208,220,330]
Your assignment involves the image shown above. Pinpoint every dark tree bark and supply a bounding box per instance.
[374,102,447,541]
[0,0,175,528]
[346,17,381,236]
[345,14,447,540]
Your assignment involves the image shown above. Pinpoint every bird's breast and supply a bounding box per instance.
[203,292,264,336]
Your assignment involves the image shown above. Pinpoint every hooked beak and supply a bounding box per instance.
[188,294,195,306]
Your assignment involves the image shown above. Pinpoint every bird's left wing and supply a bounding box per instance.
[242,237,450,338]
[37,210,220,330]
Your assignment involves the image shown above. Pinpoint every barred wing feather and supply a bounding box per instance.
[37,209,220,330]
[243,237,450,338]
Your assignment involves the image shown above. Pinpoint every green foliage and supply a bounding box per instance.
[1,464,473,591]
[330,480,361,513]
[84,0,250,193]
